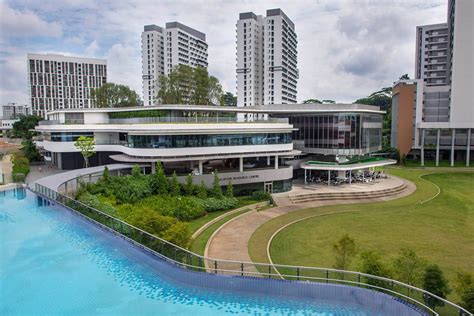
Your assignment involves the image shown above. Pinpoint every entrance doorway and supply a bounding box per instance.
[264,182,273,194]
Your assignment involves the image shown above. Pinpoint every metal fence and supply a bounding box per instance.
[32,183,472,316]
[108,116,289,124]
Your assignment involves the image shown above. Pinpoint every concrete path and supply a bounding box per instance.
[0,154,13,185]
[206,176,416,268]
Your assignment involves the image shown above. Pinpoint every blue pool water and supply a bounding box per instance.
[0,189,423,315]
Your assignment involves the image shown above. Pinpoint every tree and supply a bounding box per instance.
[170,171,181,196]
[197,180,207,199]
[322,99,336,104]
[184,174,194,196]
[151,162,168,195]
[132,165,141,178]
[303,99,323,104]
[21,138,42,162]
[102,166,110,182]
[399,74,410,80]
[423,264,450,308]
[157,65,224,105]
[358,250,392,286]
[460,285,474,312]
[392,248,426,286]
[225,180,234,198]
[74,136,95,168]
[454,272,474,312]
[10,115,41,139]
[221,92,237,106]
[91,83,140,108]
[332,234,356,270]
[212,171,222,197]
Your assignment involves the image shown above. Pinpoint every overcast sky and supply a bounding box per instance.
[0,0,448,106]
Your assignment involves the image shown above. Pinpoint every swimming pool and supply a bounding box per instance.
[1,188,424,315]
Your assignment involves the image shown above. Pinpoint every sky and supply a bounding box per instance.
[0,0,448,106]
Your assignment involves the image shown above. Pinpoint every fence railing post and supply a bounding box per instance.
[214,260,217,274]
[297,267,300,281]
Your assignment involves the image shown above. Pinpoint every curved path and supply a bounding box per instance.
[206,176,416,266]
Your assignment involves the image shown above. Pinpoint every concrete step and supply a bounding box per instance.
[289,184,407,204]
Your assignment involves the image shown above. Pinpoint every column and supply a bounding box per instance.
[421,129,425,167]
[304,169,307,185]
[274,156,278,169]
[239,157,243,172]
[267,156,271,166]
[435,129,440,166]
[65,181,68,197]
[189,161,194,170]
[450,129,456,167]
[151,162,156,174]
[467,129,471,167]
[349,170,352,184]
[328,170,331,186]
[198,160,203,175]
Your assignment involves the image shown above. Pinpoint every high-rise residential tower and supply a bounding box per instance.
[415,23,449,86]
[236,9,298,108]
[141,22,208,106]
[27,53,107,118]
[392,0,473,166]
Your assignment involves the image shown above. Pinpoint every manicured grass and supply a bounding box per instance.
[189,208,251,255]
[188,196,262,234]
[249,168,474,299]
[404,159,473,168]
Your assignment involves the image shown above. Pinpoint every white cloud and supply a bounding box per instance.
[106,43,142,95]
[85,40,99,57]
[0,2,62,38]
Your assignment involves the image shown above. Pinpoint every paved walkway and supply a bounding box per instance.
[206,176,416,267]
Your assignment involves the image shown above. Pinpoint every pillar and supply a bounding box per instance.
[436,129,440,166]
[198,160,203,175]
[239,157,243,172]
[304,169,307,185]
[274,156,278,169]
[189,161,194,170]
[151,162,156,174]
[467,129,471,167]
[267,156,271,166]
[328,170,331,186]
[65,181,68,197]
[450,129,456,167]
[349,170,352,184]
[421,129,425,167]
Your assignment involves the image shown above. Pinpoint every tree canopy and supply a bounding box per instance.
[74,136,95,168]
[91,83,140,108]
[221,92,237,106]
[302,99,336,104]
[10,115,42,139]
[157,65,223,105]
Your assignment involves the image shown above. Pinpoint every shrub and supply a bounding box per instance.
[423,264,450,308]
[251,191,272,201]
[11,153,30,181]
[77,192,117,215]
[358,250,392,287]
[111,176,152,204]
[332,234,356,270]
[392,248,426,286]
[202,197,238,212]
[211,171,222,197]
[169,171,181,196]
[131,164,142,178]
[184,174,194,196]
[150,162,168,195]
[460,285,474,312]
[161,221,191,248]
[136,195,205,221]
[102,166,110,182]
[196,180,207,199]
[225,180,233,198]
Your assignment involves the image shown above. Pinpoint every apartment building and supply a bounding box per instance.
[141,22,208,106]
[27,54,107,118]
[2,103,30,120]
[392,0,473,166]
[415,23,449,86]
[236,9,298,108]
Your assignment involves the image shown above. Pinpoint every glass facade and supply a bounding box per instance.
[128,133,292,149]
[287,113,382,154]
[51,132,93,142]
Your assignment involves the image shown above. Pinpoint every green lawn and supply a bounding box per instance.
[404,159,473,168]
[249,168,474,298]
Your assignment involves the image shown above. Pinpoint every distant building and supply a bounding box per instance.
[141,22,208,106]
[392,0,473,166]
[236,9,298,108]
[415,23,449,86]
[2,103,30,120]
[27,53,107,118]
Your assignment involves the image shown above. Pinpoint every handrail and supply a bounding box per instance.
[31,183,472,316]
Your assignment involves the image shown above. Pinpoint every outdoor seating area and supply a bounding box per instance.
[306,170,388,186]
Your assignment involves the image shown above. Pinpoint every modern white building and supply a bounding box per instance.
[33,102,387,192]
[27,54,107,118]
[392,0,473,166]
[141,22,208,106]
[415,23,449,86]
[236,9,298,108]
